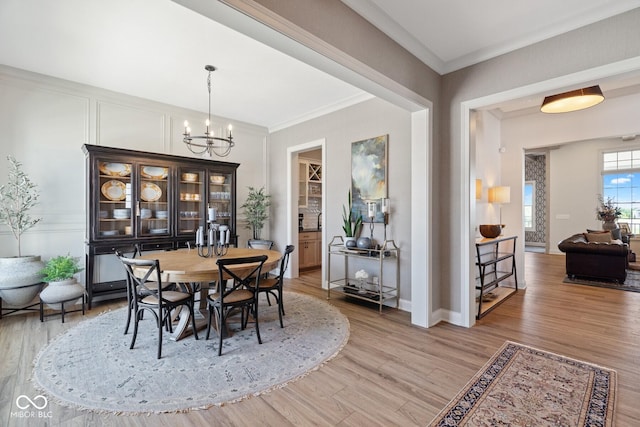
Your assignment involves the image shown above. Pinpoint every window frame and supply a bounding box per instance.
[601,148,640,235]
[524,180,536,232]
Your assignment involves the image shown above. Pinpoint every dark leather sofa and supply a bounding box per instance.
[558,233,629,283]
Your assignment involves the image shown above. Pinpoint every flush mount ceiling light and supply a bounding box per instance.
[540,85,604,114]
[183,65,234,158]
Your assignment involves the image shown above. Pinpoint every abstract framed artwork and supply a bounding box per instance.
[351,134,388,223]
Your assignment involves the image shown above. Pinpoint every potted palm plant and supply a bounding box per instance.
[39,254,85,309]
[0,156,45,306]
[241,186,272,247]
[342,190,362,248]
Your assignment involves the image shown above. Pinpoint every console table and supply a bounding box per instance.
[327,236,399,312]
[475,235,518,318]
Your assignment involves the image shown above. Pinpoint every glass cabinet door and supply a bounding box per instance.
[178,168,205,236]
[138,164,170,237]
[208,171,233,229]
[97,160,134,238]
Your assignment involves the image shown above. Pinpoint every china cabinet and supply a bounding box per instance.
[83,144,238,308]
[475,235,518,319]
[327,236,399,312]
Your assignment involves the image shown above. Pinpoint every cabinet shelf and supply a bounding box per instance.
[327,236,399,312]
[475,235,518,319]
[298,159,322,208]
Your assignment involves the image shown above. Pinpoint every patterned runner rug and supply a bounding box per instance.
[428,341,616,426]
[32,292,349,414]
[563,269,640,292]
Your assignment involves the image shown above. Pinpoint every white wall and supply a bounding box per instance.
[474,110,503,233]
[0,66,269,285]
[267,98,413,307]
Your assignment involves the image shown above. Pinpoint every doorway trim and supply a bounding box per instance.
[461,57,640,327]
[287,139,326,280]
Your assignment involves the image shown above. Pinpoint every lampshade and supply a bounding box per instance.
[475,179,482,200]
[489,186,510,204]
[540,85,604,114]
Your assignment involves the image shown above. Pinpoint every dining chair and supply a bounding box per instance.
[205,255,267,356]
[118,255,198,359]
[246,245,294,328]
[117,247,176,335]
[116,248,139,335]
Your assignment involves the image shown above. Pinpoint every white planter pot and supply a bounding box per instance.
[0,256,45,306]
[344,237,357,248]
[39,278,85,310]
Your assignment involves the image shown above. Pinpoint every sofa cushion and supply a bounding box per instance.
[585,232,612,243]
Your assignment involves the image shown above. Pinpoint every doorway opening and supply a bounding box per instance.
[287,139,326,286]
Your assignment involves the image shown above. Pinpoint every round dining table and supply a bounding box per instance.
[137,247,282,340]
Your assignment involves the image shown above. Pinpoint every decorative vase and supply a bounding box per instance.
[357,237,372,249]
[344,237,357,248]
[602,220,618,231]
[39,278,85,310]
[0,256,45,306]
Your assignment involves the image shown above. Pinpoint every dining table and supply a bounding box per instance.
[136,247,282,341]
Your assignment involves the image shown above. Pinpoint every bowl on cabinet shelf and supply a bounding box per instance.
[181,172,198,182]
[210,175,225,185]
[113,208,131,219]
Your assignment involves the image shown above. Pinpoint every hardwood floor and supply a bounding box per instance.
[2,253,640,426]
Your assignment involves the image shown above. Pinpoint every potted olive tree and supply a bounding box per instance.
[0,156,45,306]
[241,186,272,248]
[39,254,85,309]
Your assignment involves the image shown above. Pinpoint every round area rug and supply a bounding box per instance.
[32,292,349,414]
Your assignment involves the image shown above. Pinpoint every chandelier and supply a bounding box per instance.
[183,65,234,158]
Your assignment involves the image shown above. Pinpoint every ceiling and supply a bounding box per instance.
[1,0,639,131]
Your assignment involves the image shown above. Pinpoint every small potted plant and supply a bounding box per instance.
[342,190,362,248]
[242,186,272,246]
[39,254,85,309]
[0,156,45,306]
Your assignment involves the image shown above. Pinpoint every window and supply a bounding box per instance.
[602,149,640,234]
[524,181,535,231]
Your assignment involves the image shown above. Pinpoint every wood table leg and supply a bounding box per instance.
[168,282,231,341]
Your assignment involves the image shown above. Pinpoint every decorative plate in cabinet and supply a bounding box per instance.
[101,180,127,201]
[140,183,162,201]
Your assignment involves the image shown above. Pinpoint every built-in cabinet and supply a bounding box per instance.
[83,144,239,308]
[299,231,321,269]
[475,235,518,318]
[298,159,322,208]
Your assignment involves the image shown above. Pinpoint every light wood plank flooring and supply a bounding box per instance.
[2,253,640,426]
